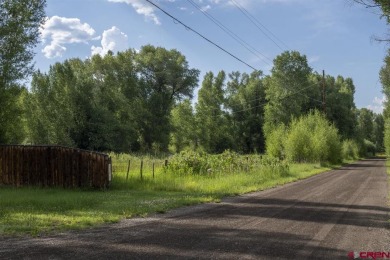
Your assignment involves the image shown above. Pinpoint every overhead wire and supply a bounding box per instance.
[144,0,322,118]
[186,0,272,65]
[230,0,290,51]
[144,0,258,71]
[202,75,324,119]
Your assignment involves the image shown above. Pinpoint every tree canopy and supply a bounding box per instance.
[0,0,46,143]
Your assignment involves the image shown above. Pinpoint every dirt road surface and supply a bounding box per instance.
[0,158,389,259]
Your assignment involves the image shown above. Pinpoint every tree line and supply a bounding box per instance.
[0,0,385,162]
[2,46,384,157]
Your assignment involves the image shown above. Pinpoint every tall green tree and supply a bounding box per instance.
[357,108,375,141]
[196,71,232,153]
[321,75,357,139]
[263,51,312,137]
[135,45,199,152]
[0,0,46,143]
[169,100,196,153]
[379,50,390,154]
[373,113,385,151]
[226,71,266,153]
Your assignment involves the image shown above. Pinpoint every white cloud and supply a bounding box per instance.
[201,5,212,12]
[40,16,96,58]
[91,26,129,56]
[367,96,386,114]
[107,0,300,25]
[108,0,161,25]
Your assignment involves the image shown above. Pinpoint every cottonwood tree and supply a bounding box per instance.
[136,45,199,152]
[225,71,266,153]
[263,51,312,138]
[169,100,196,153]
[196,71,232,153]
[0,0,46,143]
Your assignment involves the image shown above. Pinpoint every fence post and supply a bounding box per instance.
[246,156,249,172]
[140,160,143,180]
[152,162,155,179]
[126,160,131,181]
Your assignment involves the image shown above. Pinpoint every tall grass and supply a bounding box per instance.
[0,151,337,236]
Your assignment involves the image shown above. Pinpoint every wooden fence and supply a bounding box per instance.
[0,145,112,188]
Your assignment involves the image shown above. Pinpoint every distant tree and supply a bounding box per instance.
[263,51,312,137]
[0,0,46,143]
[27,46,199,152]
[357,108,375,142]
[380,50,390,154]
[136,45,199,152]
[196,71,232,153]
[169,100,196,153]
[373,113,385,151]
[321,75,357,139]
[351,0,389,42]
[352,0,389,23]
[225,70,266,153]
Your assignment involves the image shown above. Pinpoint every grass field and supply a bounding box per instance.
[387,158,390,223]
[0,153,346,237]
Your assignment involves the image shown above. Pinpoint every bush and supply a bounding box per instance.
[265,124,286,159]
[363,139,376,156]
[385,122,390,156]
[165,150,290,177]
[341,139,359,160]
[267,111,342,164]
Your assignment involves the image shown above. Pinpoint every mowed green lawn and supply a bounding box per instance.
[0,157,341,237]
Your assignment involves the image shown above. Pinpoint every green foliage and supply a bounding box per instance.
[342,139,360,160]
[374,113,385,152]
[267,111,342,164]
[169,100,196,153]
[264,51,312,137]
[323,75,357,139]
[225,71,266,153]
[0,0,46,143]
[165,150,289,178]
[265,124,286,159]
[195,71,233,153]
[385,121,390,156]
[0,0,46,85]
[27,47,198,152]
[0,153,337,236]
[357,108,375,141]
[136,45,199,151]
[364,139,377,156]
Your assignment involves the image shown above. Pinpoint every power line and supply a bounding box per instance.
[205,80,324,119]
[186,0,272,65]
[230,0,290,51]
[144,0,258,71]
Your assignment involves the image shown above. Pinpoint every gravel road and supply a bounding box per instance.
[0,158,389,259]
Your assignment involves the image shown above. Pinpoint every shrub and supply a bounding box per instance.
[342,139,359,160]
[385,122,390,156]
[265,124,286,159]
[267,111,342,164]
[164,150,290,177]
[363,139,376,156]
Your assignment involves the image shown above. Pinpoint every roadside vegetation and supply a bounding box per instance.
[1,151,350,237]
[1,0,389,237]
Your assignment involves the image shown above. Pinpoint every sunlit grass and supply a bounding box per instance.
[386,157,390,223]
[0,154,346,237]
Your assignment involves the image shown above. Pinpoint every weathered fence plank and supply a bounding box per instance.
[0,145,111,189]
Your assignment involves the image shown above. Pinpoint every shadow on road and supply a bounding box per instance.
[10,222,347,259]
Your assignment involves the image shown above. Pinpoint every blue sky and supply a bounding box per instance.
[34,0,389,113]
